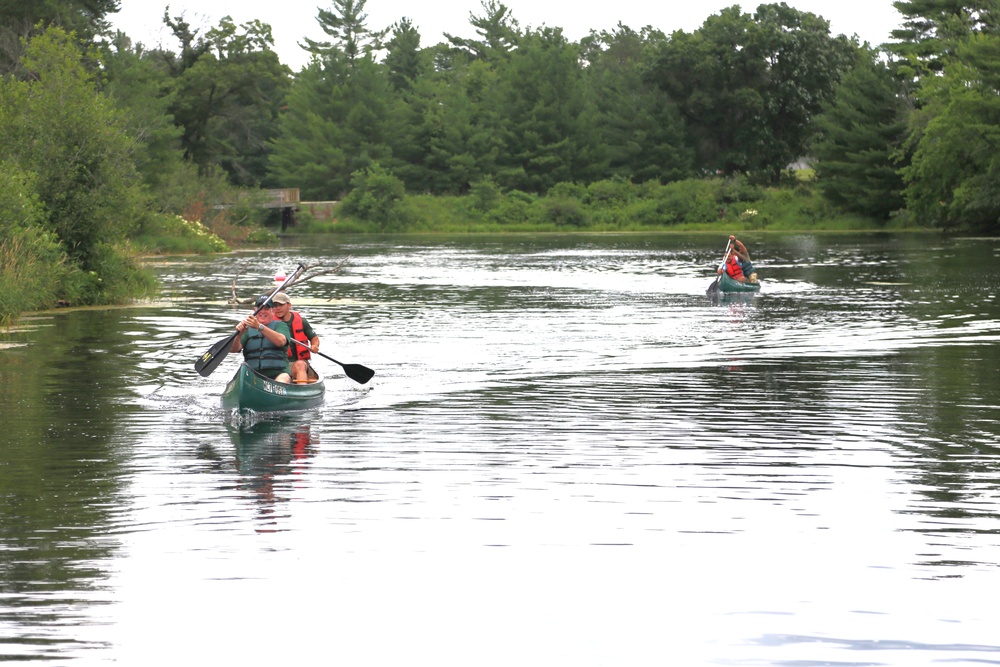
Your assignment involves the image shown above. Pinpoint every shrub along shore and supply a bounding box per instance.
[286,171,919,235]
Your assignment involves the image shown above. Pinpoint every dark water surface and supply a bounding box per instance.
[2,233,999,665]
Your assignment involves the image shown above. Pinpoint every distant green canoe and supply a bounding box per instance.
[221,363,325,412]
[719,273,762,293]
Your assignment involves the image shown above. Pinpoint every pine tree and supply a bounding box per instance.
[812,49,908,220]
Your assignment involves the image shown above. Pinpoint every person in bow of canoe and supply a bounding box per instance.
[270,292,320,384]
[229,295,293,382]
[719,235,758,283]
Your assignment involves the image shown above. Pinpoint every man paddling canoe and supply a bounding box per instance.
[229,295,293,383]
[718,235,758,283]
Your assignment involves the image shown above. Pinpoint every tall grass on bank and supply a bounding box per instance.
[133,213,231,255]
[0,229,64,325]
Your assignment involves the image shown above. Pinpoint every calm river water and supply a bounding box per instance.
[2,233,1000,665]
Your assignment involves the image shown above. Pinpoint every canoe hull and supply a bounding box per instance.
[719,273,761,292]
[221,363,325,412]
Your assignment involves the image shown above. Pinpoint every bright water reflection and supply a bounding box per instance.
[1,233,1000,665]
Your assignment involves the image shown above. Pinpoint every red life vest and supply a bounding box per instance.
[725,254,744,280]
[286,311,312,361]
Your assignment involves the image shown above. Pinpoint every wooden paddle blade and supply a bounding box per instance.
[194,331,239,377]
[342,363,375,385]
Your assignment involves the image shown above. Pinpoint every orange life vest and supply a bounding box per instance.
[286,311,312,361]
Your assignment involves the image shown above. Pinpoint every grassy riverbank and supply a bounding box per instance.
[287,174,921,236]
[0,174,921,328]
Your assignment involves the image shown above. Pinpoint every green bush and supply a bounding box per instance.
[547,182,587,201]
[340,163,415,232]
[80,242,156,305]
[627,198,671,226]
[469,177,503,212]
[486,197,534,226]
[542,198,589,227]
[656,179,720,225]
[716,175,764,204]
[0,28,157,312]
[586,177,636,207]
[507,190,537,205]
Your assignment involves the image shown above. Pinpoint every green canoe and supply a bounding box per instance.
[719,272,762,293]
[220,363,325,412]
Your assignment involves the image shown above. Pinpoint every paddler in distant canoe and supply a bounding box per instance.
[718,235,758,283]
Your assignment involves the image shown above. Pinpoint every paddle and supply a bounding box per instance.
[706,239,733,295]
[194,264,306,377]
[288,338,375,385]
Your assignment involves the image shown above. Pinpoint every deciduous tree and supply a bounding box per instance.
[902,33,1000,230]
[650,3,855,182]
[159,14,291,186]
[0,27,151,303]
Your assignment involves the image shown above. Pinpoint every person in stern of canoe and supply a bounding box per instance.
[719,235,758,283]
[270,292,320,384]
[229,295,293,382]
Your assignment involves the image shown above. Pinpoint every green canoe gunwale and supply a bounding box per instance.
[719,273,762,293]
[221,362,326,412]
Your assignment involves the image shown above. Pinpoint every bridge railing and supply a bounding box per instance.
[260,188,300,208]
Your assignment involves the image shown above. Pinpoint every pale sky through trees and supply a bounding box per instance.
[110,0,904,70]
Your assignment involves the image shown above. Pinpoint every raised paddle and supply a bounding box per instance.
[706,239,733,295]
[194,264,306,377]
[288,338,375,385]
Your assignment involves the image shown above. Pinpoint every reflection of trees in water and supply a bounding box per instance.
[0,310,134,652]
[893,345,1000,546]
[228,418,317,527]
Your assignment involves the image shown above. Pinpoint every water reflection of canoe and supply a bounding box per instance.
[226,420,315,471]
[719,273,762,292]
[220,363,325,412]
[226,420,316,515]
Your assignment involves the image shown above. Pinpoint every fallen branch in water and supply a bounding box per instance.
[227,258,350,305]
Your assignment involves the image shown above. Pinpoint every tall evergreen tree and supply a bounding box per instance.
[302,0,389,63]
[812,48,908,220]
[583,24,693,183]
[0,0,120,71]
[445,0,521,60]
[270,1,395,199]
[384,17,426,91]
[494,27,601,192]
[267,63,349,200]
[390,58,506,194]
[888,0,1000,77]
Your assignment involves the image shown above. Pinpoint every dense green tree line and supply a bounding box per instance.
[1,0,999,321]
